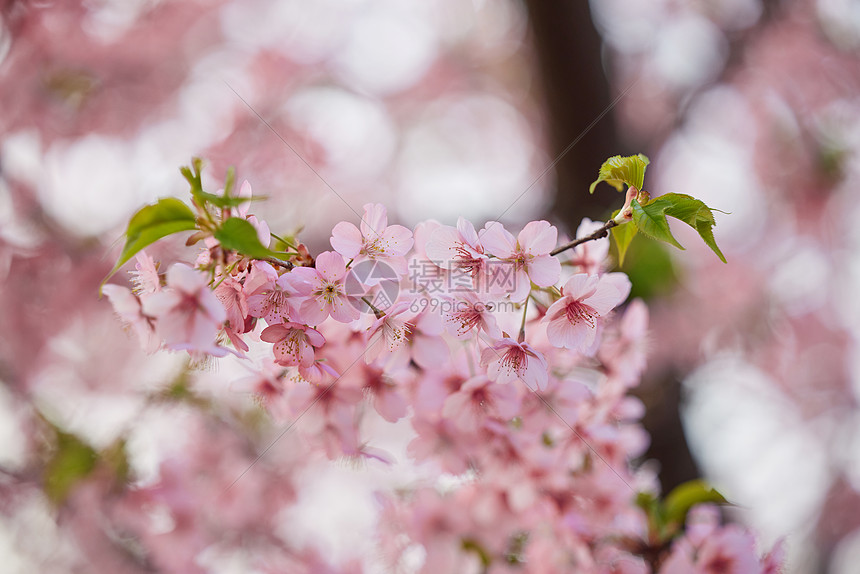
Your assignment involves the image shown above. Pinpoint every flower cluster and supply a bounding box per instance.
[102,177,783,572]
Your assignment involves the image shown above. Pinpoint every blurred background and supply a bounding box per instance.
[2,0,860,572]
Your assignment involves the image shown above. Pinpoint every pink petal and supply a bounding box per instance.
[260,324,289,343]
[545,314,590,350]
[380,225,414,257]
[300,297,329,326]
[518,220,557,255]
[330,221,363,258]
[199,289,227,324]
[585,280,627,316]
[456,217,480,248]
[424,225,462,265]
[360,203,389,238]
[603,272,632,302]
[562,273,599,299]
[248,215,271,248]
[375,388,407,422]
[508,268,532,302]
[166,263,206,295]
[524,352,548,391]
[288,267,320,296]
[526,255,561,287]
[328,296,360,323]
[188,312,220,351]
[412,334,449,369]
[480,221,516,258]
[140,289,180,317]
[314,251,346,282]
[103,284,140,318]
[304,326,326,347]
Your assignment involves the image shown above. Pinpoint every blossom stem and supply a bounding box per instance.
[518,298,529,343]
[361,296,385,318]
[263,257,294,270]
[549,219,618,257]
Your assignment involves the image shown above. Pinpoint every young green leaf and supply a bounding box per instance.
[662,193,726,263]
[663,479,728,528]
[610,219,637,267]
[214,217,278,260]
[192,191,263,209]
[179,157,205,199]
[649,193,727,263]
[589,154,650,194]
[630,199,684,250]
[101,198,197,289]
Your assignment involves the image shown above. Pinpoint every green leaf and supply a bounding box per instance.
[101,198,197,290]
[610,220,637,267]
[180,157,205,199]
[214,217,278,260]
[664,479,728,527]
[650,193,727,263]
[630,198,684,250]
[589,154,650,194]
[192,191,262,209]
[44,430,98,505]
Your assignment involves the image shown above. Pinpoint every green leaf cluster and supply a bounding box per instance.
[636,479,728,543]
[589,154,650,194]
[102,158,287,291]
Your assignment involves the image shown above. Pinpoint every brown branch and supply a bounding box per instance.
[550,219,618,257]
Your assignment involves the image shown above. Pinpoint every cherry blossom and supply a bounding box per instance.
[441,289,502,339]
[542,272,630,353]
[330,203,414,274]
[480,337,549,390]
[424,217,489,287]
[245,263,302,325]
[480,220,562,301]
[289,251,360,324]
[102,284,160,353]
[567,218,611,276]
[260,321,325,367]
[140,263,227,355]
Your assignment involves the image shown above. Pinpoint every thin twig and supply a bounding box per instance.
[263,257,294,270]
[550,219,619,257]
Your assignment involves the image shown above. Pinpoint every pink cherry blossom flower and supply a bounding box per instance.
[130,250,161,295]
[260,321,325,367]
[542,272,630,353]
[480,337,548,391]
[246,265,302,325]
[364,300,414,364]
[480,220,562,301]
[141,263,227,355]
[102,284,160,353]
[214,276,249,351]
[298,359,339,385]
[424,217,489,287]
[442,375,521,431]
[441,290,502,339]
[567,217,610,275]
[360,364,408,422]
[289,251,360,325]
[231,359,290,421]
[330,203,413,274]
